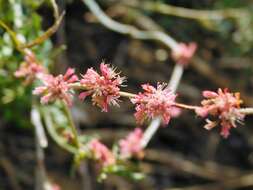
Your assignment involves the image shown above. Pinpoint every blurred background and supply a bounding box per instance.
[1,0,253,189]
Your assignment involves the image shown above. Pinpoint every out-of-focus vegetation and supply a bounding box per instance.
[0,0,53,127]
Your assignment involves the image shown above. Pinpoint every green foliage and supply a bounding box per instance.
[0,0,53,128]
[214,0,247,8]
[99,164,145,182]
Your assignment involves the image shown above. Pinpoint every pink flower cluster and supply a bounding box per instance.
[16,50,246,143]
[88,139,115,167]
[171,42,197,66]
[15,49,45,83]
[79,63,125,112]
[196,88,244,138]
[119,128,144,159]
[33,68,78,106]
[131,83,180,125]
[48,183,61,190]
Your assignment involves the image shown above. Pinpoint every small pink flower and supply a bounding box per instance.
[49,183,61,190]
[119,128,144,159]
[89,139,115,167]
[15,49,46,83]
[33,68,78,106]
[196,88,244,138]
[79,62,125,112]
[131,83,180,125]
[171,42,197,66]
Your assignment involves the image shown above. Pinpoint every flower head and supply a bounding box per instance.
[79,62,125,112]
[171,42,197,66]
[33,68,78,106]
[119,128,144,159]
[46,183,61,190]
[89,139,115,167]
[195,88,244,138]
[15,49,46,83]
[131,83,180,125]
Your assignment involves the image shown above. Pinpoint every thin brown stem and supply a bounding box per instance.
[174,103,200,110]
[69,82,253,117]
[239,108,253,115]
[20,12,65,49]
[119,91,136,98]
[68,82,204,113]
[68,82,86,90]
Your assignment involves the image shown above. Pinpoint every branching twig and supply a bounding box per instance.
[82,0,178,50]
[50,0,59,19]
[124,0,246,21]
[0,0,64,51]
[19,12,65,49]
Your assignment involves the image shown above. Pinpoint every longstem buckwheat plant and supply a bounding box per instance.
[2,0,253,182]
[14,49,253,174]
